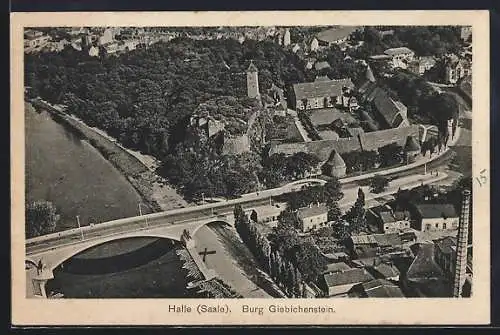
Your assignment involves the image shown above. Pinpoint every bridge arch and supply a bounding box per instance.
[189,219,232,238]
[41,233,182,273]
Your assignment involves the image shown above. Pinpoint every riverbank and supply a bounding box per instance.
[30,99,189,213]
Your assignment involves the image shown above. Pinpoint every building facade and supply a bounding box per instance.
[384,47,415,69]
[411,204,459,232]
[377,211,411,233]
[445,57,472,84]
[292,78,355,111]
[296,203,329,232]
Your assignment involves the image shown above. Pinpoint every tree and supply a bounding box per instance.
[327,201,342,222]
[370,175,389,194]
[332,220,351,241]
[343,188,367,234]
[378,143,404,167]
[429,93,459,137]
[324,177,343,202]
[271,215,300,255]
[293,241,327,283]
[26,200,60,238]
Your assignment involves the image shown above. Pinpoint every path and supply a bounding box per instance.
[193,225,272,298]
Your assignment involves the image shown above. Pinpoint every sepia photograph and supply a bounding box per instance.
[11,10,490,325]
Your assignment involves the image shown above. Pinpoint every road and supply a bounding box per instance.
[27,167,449,258]
[193,225,274,298]
[341,149,456,189]
[339,171,448,210]
[26,198,271,256]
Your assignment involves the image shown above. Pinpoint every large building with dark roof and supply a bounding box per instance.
[291,77,355,111]
[404,242,451,297]
[269,125,420,170]
[410,204,459,232]
[358,81,410,129]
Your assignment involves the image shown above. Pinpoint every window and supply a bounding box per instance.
[426,224,431,231]
[435,223,439,228]
[443,223,447,229]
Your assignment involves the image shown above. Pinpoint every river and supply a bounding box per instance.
[25,103,192,298]
[25,103,148,230]
[45,237,195,298]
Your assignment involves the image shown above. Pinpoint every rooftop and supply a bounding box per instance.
[325,150,346,167]
[379,211,396,224]
[404,135,421,152]
[323,268,374,287]
[373,262,401,279]
[269,125,421,163]
[247,61,258,73]
[292,78,355,101]
[351,233,404,247]
[384,47,414,56]
[250,204,284,218]
[355,279,405,297]
[316,26,359,44]
[323,262,351,274]
[433,236,457,255]
[369,54,392,60]
[371,88,408,127]
[314,61,331,71]
[406,242,445,281]
[297,203,328,220]
[414,204,458,219]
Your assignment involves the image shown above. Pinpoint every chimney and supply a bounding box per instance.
[453,189,471,297]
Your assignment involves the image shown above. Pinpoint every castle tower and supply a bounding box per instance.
[453,189,471,297]
[283,28,291,46]
[246,61,260,99]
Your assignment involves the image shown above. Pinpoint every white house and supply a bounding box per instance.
[384,47,415,69]
[412,204,459,232]
[296,203,328,232]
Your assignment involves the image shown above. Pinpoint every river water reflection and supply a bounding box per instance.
[26,104,145,230]
[25,104,190,297]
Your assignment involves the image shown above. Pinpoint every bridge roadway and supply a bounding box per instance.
[26,197,273,257]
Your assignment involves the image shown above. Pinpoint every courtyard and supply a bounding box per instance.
[308,107,358,127]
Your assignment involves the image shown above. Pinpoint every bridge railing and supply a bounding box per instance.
[26,195,271,246]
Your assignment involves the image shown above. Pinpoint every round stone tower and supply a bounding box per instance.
[246,61,260,99]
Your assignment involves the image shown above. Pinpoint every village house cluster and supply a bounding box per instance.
[246,188,472,298]
[226,25,473,298]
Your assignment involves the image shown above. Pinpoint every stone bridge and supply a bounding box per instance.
[26,214,234,298]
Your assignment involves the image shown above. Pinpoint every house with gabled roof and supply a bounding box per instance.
[296,203,329,232]
[410,204,459,232]
[319,267,374,297]
[358,82,410,129]
[404,242,450,297]
[348,279,405,298]
[291,77,355,111]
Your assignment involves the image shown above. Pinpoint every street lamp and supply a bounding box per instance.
[76,215,84,241]
[138,202,148,227]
